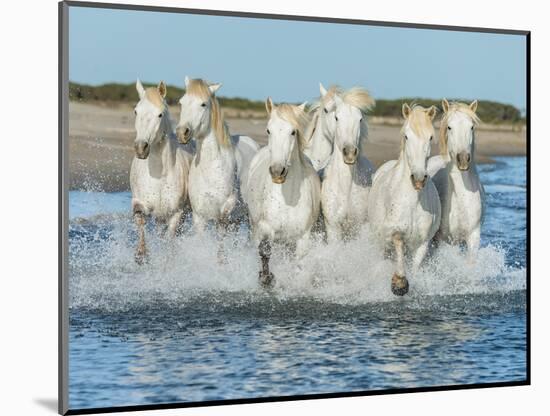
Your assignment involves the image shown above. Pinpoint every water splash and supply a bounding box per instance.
[69,214,525,311]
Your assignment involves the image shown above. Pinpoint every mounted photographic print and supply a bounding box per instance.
[59,1,530,414]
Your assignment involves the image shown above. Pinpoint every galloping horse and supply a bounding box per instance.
[130,80,193,264]
[244,99,321,287]
[175,77,259,239]
[367,104,441,296]
[428,99,484,256]
[319,85,375,242]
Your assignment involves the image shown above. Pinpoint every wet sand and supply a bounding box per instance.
[68,102,527,192]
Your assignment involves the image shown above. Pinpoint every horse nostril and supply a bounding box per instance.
[281,167,287,176]
[184,127,190,135]
[354,148,358,156]
[467,154,471,162]
[424,175,428,180]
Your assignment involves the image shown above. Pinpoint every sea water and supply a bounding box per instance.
[68,157,527,409]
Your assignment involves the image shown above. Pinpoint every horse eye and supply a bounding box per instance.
[323,108,328,114]
[405,135,408,141]
[335,115,338,121]
[447,126,452,130]
[158,113,163,118]
[430,136,433,141]
[267,129,270,135]
[471,126,474,131]
[291,130,296,136]
[134,110,137,115]
[201,102,207,107]
[360,118,363,122]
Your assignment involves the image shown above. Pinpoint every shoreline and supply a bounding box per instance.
[68,102,527,192]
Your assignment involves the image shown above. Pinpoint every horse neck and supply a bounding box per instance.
[311,111,333,148]
[391,147,420,195]
[195,128,234,166]
[148,114,177,172]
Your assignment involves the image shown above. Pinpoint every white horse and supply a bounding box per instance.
[130,80,193,264]
[244,99,321,287]
[303,84,338,171]
[428,99,484,255]
[175,77,259,236]
[319,85,376,242]
[367,104,441,296]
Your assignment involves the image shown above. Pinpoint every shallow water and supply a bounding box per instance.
[68,156,527,409]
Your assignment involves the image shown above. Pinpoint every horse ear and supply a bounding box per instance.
[427,105,437,120]
[469,100,478,113]
[265,97,274,115]
[298,101,307,112]
[209,83,222,94]
[319,83,328,97]
[184,76,190,88]
[136,79,146,99]
[158,81,167,98]
[402,103,411,119]
[442,98,450,113]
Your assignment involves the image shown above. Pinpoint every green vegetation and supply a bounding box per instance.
[373,99,524,124]
[69,82,525,124]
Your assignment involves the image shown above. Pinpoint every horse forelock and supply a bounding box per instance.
[186,78,230,147]
[439,102,480,156]
[400,105,435,152]
[274,104,310,151]
[145,88,166,111]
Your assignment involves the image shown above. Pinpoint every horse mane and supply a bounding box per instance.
[400,104,435,152]
[439,102,481,155]
[145,87,166,111]
[274,103,310,152]
[305,85,375,144]
[186,78,231,147]
[342,87,376,113]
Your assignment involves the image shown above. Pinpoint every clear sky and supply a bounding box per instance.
[69,6,527,109]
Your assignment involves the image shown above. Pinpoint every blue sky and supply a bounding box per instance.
[69,6,527,109]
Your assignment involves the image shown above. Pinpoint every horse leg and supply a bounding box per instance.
[412,241,429,273]
[166,211,183,238]
[216,217,229,264]
[325,221,341,245]
[193,213,207,234]
[391,232,409,296]
[295,232,312,260]
[133,206,147,265]
[466,227,481,263]
[258,239,274,288]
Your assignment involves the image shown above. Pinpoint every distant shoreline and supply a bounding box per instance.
[68,102,526,193]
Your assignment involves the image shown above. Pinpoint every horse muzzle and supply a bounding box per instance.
[457,152,471,171]
[343,146,359,165]
[269,165,288,184]
[176,125,192,144]
[411,174,428,191]
[134,141,150,159]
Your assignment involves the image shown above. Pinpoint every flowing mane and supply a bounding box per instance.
[305,86,375,144]
[342,87,376,113]
[274,103,310,151]
[439,101,481,155]
[186,78,231,147]
[400,105,436,152]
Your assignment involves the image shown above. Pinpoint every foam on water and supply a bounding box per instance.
[69,156,526,312]
[69,214,525,311]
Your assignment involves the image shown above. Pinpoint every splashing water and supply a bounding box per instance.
[68,157,527,409]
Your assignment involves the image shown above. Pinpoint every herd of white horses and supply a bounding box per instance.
[129,77,484,296]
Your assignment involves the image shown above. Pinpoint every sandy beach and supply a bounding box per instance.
[68,101,527,192]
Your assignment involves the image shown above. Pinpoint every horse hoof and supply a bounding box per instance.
[135,251,147,265]
[259,271,274,288]
[391,274,409,296]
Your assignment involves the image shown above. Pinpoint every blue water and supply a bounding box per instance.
[68,157,527,410]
